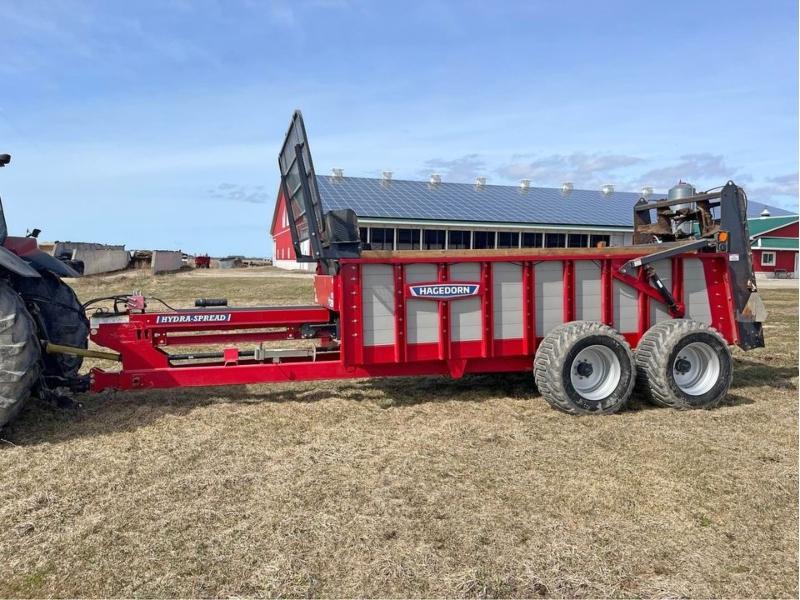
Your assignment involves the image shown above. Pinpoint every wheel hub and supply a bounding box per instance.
[672,342,720,396]
[570,345,621,401]
[576,361,594,377]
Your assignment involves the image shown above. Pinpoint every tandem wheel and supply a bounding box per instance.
[533,321,636,415]
[634,319,733,409]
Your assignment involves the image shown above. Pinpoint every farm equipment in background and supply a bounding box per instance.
[0,113,767,426]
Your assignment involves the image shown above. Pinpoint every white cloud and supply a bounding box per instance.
[208,182,269,204]
[632,153,740,189]
[495,152,643,188]
[420,154,486,182]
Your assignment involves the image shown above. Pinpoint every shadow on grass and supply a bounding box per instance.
[7,357,788,446]
[730,358,798,390]
[3,373,540,446]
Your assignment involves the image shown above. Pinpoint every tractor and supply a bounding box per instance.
[0,154,90,425]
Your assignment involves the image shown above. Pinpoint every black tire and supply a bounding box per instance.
[635,319,732,409]
[0,280,41,426]
[13,271,89,379]
[533,321,636,415]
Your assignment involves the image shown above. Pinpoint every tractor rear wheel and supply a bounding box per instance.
[533,321,636,415]
[13,271,89,379]
[0,280,41,426]
[635,319,732,409]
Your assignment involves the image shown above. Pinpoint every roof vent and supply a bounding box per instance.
[475,176,487,188]
[381,170,393,182]
[640,186,654,199]
[561,181,574,196]
[429,173,441,185]
[601,183,614,196]
[331,168,344,180]
[760,207,771,218]
[519,179,531,190]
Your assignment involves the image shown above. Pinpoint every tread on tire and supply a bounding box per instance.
[635,319,732,409]
[533,321,636,415]
[0,280,41,426]
[13,271,89,379]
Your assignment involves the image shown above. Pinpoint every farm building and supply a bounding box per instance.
[38,241,130,275]
[270,172,792,271]
[748,213,799,278]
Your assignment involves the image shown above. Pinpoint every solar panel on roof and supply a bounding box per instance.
[316,176,638,227]
[314,176,789,226]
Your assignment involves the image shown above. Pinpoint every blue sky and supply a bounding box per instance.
[0,0,797,256]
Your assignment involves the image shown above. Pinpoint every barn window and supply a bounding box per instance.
[448,230,471,249]
[423,229,445,249]
[761,251,776,266]
[497,232,520,248]
[359,227,369,244]
[590,234,611,247]
[545,233,566,247]
[568,234,588,248]
[397,229,420,250]
[370,227,395,250]
[522,232,542,247]
[472,231,495,249]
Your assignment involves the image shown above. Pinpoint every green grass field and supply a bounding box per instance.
[1,268,797,598]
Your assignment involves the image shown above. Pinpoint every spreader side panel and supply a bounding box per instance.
[685,258,712,324]
[405,263,439,344]
[613,278,638,333]
[362,264,395,347]
[575,261,602,322]
[450,263,482,342]
[535,261,564,336]
[492,262,523,340]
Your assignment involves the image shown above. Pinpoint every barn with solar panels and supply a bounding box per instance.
[269,170,791,271]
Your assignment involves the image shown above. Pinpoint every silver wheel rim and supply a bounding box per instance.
[570,345,621,401]
[672,341,720,396]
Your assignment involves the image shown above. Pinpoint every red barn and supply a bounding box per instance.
[748,214,799,278]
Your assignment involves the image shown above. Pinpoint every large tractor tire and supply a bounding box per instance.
[14,271,89,379]
[635,319,733,409]
[533,321,636,415]
[0,280,41,426]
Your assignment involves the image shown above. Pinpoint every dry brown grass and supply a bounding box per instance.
[1,268,797,598]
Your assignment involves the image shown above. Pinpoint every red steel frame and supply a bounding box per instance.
[89,249,737,392]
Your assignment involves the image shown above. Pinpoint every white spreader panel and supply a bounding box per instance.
[405,263,439,344]
[535,261,563,335]
[361,264,395,346]
[613,278,638,333]
[449,263,482,342]
[492,262,523,340]
[684,258,712,325]
[575,261,602,322]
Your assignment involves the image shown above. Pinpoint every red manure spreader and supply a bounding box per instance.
[0,113,767,425]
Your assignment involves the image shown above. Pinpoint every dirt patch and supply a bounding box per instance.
[0,274,796,598]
